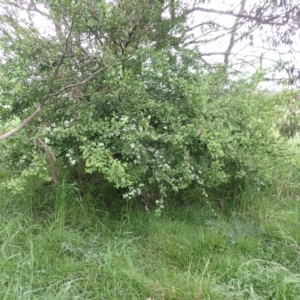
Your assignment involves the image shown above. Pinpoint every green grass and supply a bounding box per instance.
[0,180,300,299]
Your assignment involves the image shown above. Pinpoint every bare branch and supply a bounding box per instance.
[224,0,247,64]
[200,52,237,57]
[186,21,229,32]
[186,5,298,26]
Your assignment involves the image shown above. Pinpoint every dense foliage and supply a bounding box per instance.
[0,0,297,207]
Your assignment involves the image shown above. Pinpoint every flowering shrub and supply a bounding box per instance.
[0,0,290,208]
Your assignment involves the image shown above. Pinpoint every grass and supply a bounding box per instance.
[0,179,300,299]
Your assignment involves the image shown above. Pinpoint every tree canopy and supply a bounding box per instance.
[0,0,298,207]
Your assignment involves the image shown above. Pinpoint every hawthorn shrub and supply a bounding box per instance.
[0,0,292,209]
[0,56,289,206]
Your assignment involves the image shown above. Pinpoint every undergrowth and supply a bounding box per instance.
[0,167,300,299]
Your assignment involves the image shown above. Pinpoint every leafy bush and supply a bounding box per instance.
[0,0,291,207]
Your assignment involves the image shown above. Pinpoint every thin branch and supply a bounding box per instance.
[186,21,229,32]
[41,18,76,104]
[183,17,249,46]
[224,0,247,64]
[186,5,297,26]
[200,52,237,56]
[0,103,43,141]
[48,55,133,98]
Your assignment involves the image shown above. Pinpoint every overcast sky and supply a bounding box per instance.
[186,0,299,89]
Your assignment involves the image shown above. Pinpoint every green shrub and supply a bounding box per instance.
[0,0,291,208]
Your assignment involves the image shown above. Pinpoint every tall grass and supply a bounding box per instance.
[0,166,300,299]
